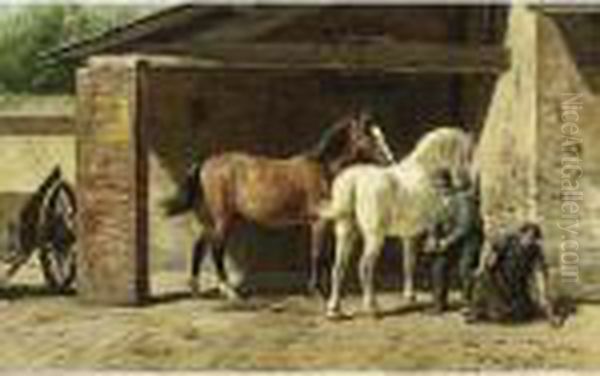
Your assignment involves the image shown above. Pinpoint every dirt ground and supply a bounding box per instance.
[0,262,598,371]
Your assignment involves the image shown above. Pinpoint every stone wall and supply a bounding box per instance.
[0,115,75,190]
[537,12,600,299]
[477,7,600,300]
[477,6,538,237]
[0,114,75,232]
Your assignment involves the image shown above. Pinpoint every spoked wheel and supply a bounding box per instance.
[39,181,77,293]
[39,245,76,293]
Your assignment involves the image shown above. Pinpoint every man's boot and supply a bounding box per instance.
[427,255,449,315]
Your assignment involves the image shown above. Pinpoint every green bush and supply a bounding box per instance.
[0,5,146,94]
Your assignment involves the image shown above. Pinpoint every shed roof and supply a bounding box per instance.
[44,5,235,61]
[43,4,510,74]
[45,4,505,63]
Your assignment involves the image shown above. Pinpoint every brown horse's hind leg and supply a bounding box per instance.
[189,236,208,297]
[309,219,328,298]
[211,221,241,301]
[211,243,242,301]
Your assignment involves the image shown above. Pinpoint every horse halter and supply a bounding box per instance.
[369,126,396,164]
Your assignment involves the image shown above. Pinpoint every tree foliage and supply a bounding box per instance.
[0,5,147,94]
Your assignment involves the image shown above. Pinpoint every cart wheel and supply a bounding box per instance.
[39,180,77,293]
[39,245,76,293]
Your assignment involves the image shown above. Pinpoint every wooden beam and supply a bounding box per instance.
[133,42,509,73]
[187,8,321,44]
[536,5,600,14]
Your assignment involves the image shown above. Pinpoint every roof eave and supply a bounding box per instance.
[40,4,234,64]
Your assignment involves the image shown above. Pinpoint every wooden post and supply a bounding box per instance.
[76,56,149,305]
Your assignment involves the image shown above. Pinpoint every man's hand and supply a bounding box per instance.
[438,239,449,253]
[473,265,485,278]
[549,313,565,328]
[424,236,438,253]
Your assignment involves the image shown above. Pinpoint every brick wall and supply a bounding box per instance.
[77,58,148,305]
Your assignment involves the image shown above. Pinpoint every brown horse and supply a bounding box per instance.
[163,110,393,299]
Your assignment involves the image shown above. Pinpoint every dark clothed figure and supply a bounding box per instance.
[424,169,482,313]
[454,189,483,303]
[465,223,561,326]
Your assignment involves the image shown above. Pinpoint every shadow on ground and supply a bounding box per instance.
[0,284,75,301]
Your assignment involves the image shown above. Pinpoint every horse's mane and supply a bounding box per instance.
[384,127,476,236]
[305,115,352,162]
[401,127,474,175]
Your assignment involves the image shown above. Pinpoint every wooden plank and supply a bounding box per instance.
[536,5,600,14]
[133,42,509,73]
[186,8,321,44]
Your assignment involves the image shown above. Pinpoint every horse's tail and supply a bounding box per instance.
[163,163,202,217]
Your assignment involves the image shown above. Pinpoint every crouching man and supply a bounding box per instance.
[464,222,563,327]
[424,169,483,314]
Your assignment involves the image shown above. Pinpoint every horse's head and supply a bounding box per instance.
[311,109,394,173]
[341,109,395,166]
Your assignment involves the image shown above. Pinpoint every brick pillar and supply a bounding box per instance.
[76,56,149,305]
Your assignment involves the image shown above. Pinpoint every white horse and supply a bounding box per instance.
[320,127,475,318]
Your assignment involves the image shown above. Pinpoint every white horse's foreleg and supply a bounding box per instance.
[326,221,356,318]
[359,234,384,316]
[402,237,417,302]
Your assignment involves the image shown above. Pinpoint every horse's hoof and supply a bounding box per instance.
[549,315,566,329]
[326,309,353,321]
[307,284,327,301]
[220,285,243,302]
[364,311,382,320]
[424,304,448,316]
[362,306,382,320]
[188,279,201,298]
[226,292,243,302]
